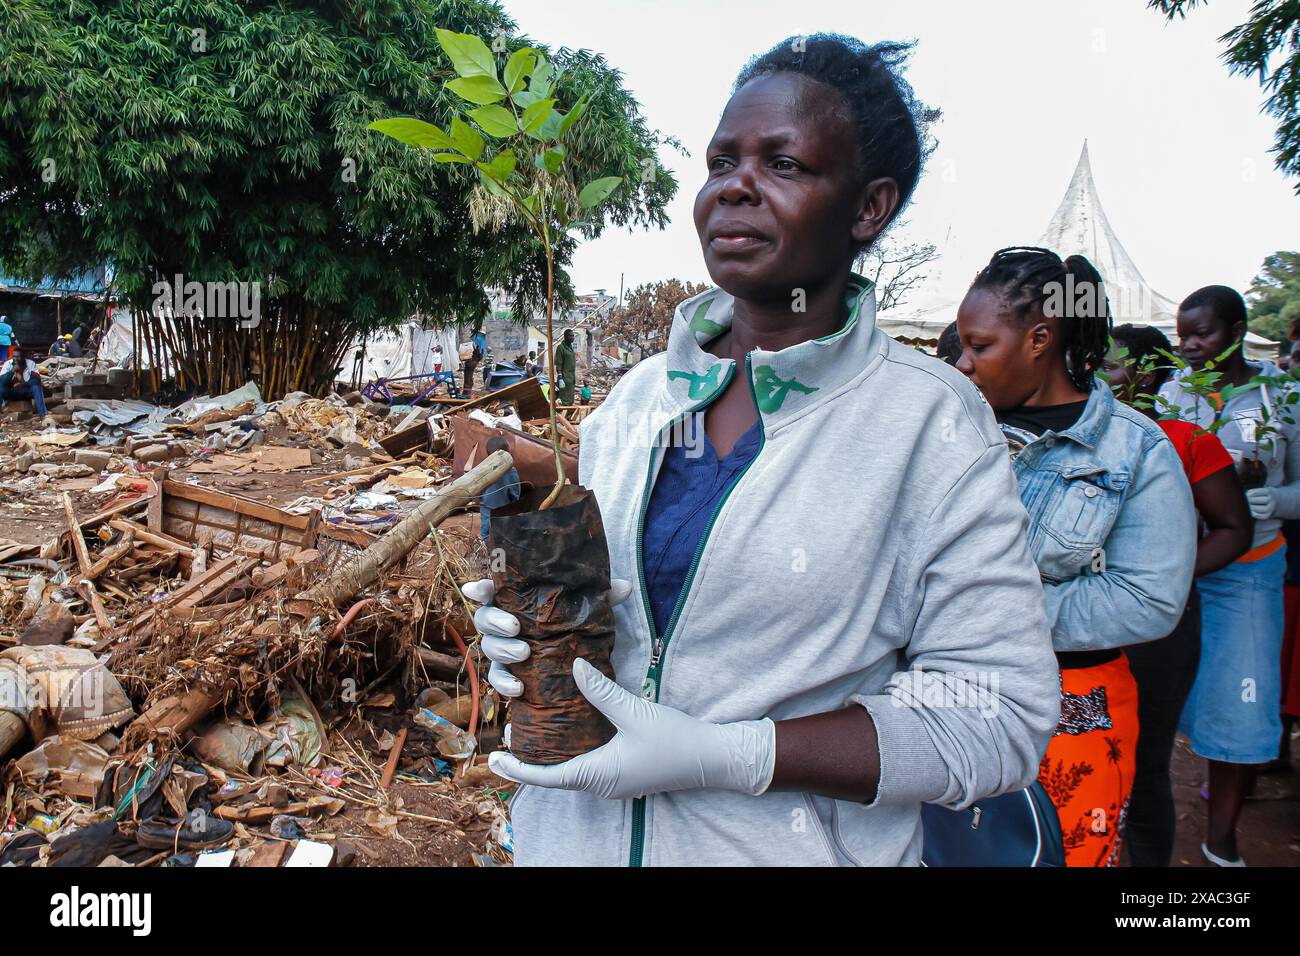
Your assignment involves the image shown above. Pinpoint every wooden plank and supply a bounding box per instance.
[128,555,240,632]
[147,466,166,531]
[174,557,257,610]
[302,455,418,486]
[377,422,430,459]
[85,529,135,580]
[110,518,191,553]
[62,493,93,577]
[161,479,312,530]
[455,375,550,420]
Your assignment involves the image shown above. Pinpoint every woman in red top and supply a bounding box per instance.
[1106,324,1253,865]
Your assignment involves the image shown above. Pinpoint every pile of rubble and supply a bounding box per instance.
[0,372,595,868]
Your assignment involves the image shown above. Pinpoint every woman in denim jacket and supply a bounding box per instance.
[956,247,1197,866]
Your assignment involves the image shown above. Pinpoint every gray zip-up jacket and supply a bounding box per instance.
[510,277,1060,866]
[1159,359,1300,548]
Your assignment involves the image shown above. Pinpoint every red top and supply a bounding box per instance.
[1158,418,1233,484]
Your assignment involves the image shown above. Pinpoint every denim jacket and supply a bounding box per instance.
[1004,384,1196,652]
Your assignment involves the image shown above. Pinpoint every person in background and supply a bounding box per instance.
[1105,323,1253,866]
[1159,285,1300,866]
[0,315,13,363]
[936,320,961,365]
[554,329,577,406]
[0,346,49,418]
[956,247,1197,867]
[478,435,522,542]
[48,333,82,358]
[579,381,593,404]
[526,350,542,377]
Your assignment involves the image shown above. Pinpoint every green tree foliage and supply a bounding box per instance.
[1150,0,1300,192]
[1245,250,1300,342]
[0,0,676,395]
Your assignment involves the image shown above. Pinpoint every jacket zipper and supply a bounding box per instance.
[628,354,766,866]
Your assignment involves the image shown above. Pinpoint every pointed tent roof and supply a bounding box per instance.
[878,142,1274,357]
[1038,142,1181,325]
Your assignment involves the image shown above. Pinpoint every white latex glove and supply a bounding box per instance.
[1246,487,1277,520]
[488,657,777,800]
[461,577,633,699]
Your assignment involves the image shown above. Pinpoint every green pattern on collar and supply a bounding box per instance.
[689,300,727,339]
[753,365,818,413]
[668,362,725,401]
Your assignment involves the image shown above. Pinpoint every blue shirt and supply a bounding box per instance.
[641,418,762,637]
[480,467,522,510]
[0,322,12,346]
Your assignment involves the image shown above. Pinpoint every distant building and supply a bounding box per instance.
[0,266,118,353]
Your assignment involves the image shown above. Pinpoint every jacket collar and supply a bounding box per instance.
[663,274,881,426]
[1054,382,1114,450]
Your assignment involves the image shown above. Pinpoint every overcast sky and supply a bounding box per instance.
[502,0,1296,309]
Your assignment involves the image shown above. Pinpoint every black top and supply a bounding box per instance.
[998,397,1119,670]
[996,400,1089,437]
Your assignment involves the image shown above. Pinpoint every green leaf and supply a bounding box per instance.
[520,98,556,133]
[450,117,484,161]
[511,90,543,110]
[367,118,454,150]
[504,48,537,94]
[478,167,509,197]
[477,149,517,181]
[468,105,517,137]
[532,110,565,142]
[558,93,589,138]
[530,58,554,96]
[435,29,497,79]
[447,75,508,105]
[432,153,473,164]
[536,145,565,174]
[523,194,541,216]
[578,176,622,208]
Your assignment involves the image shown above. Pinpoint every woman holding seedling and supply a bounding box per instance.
[1105,323,1252,867]
[1157,285,1300,866]
[954,248,1197,866]
[468,34,1060,866]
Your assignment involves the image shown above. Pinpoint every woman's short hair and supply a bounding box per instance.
[1180,285,1247,340]
[733,34,938,244]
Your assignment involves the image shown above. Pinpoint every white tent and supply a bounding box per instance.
[878,142,1277,360]
[339,321,462,386]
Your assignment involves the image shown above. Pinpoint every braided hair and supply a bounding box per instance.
[969,246,1112,392]
[1111,324,1175,392]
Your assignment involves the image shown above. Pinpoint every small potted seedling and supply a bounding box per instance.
[371,30,625,763]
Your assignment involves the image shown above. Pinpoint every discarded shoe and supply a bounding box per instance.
[136,815,233,851]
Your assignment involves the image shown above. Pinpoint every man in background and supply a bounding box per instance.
[554,329,577,406]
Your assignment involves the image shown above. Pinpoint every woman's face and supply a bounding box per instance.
[1175,305,1240,371]
[955,288,1043,411]
[693,72,890,302]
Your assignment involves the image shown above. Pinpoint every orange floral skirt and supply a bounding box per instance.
[1036,654,1140,867]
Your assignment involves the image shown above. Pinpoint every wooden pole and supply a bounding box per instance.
[297,450,513,607]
